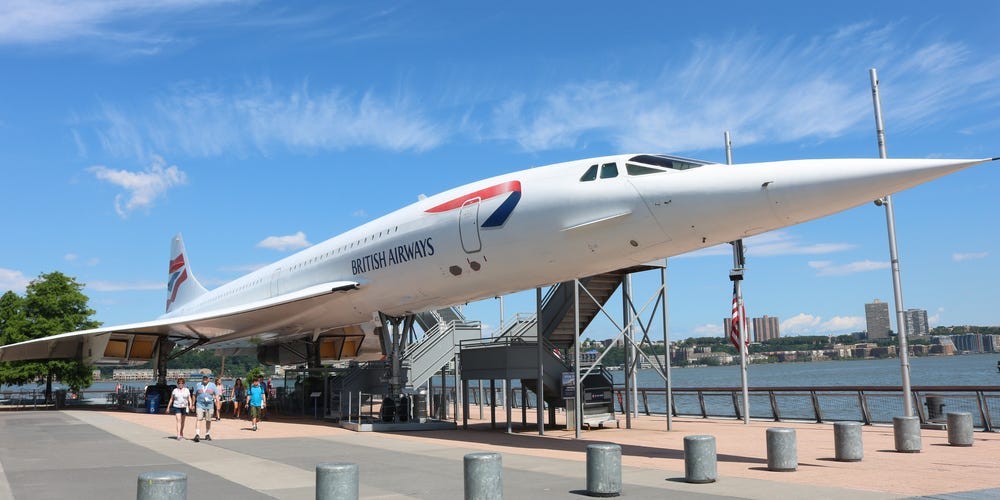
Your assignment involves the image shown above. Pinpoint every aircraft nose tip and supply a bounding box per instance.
[763,157,991,226]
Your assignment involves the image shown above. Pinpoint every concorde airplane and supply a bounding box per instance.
[0,154,994,378]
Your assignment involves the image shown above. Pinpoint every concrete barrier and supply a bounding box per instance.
[766,428,797,472]
[893,416,921,453]
[464,452,502,500]
[585,443,621,497]
[683,435,717,483]
[136,471,186,500]
[316,462,359,500]
[947,412,974,447]
[834,421,863,462]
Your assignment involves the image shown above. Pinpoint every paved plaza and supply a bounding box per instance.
[1,408,998,499]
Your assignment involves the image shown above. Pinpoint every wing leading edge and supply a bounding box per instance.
[0,280,360,365]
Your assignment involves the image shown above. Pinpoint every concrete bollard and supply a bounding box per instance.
[316,462,359,500]
[464,452,502,500]
[136,471,186,500]
[766,428,797,472]
[947,412,974,447]
[893,416,921,453]
[586,443,621,497]
[833,422,863,462]
[683,435,717,483]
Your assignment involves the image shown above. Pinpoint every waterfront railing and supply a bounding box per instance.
[613,385,999,431]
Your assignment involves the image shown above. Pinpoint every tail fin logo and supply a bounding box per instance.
[166,255,188,309]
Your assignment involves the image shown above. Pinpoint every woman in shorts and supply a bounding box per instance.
[166,378,194,440]
[232,378,246,419]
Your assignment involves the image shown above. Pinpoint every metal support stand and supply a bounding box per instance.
[622,275,633,430]
[572,266,671,431]
[490,379,496,429]
[154,337,173,386]
[378,312,416,422]
[574,279,582,439]
[661,262,672,430]
[536,287,545,436]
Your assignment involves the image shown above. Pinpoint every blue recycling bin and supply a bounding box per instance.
[146,392,161,414]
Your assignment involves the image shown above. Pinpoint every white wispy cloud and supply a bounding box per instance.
[87,280,164,292]
[489,23,999,153]
[781,313,864,335]
[692,323,722,337]
[93,81,445,160]
[808,260,888,277]
[88,155,187,218]
[0,268,30,294]
[781,313,822,334]
[257,231,311,252]
[0,0,241,53]
[952,251,988,262]
[820,316,865,332]
[351,209,368,218]
[928,307,944,326]
[680,231,855,258]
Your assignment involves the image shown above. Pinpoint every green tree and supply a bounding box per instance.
[0,272,101,400]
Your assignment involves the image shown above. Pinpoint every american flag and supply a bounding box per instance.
[729,283,748,350]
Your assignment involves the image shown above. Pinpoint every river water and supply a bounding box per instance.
[616,353,1000,388]
[3,353,998,393]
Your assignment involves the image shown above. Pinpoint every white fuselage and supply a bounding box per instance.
[162,153,987,341]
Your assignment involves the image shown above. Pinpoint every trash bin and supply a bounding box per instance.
[925,395,945,422]
[54,390,67,409]
[146,392,161,414]
[412,393,428,420]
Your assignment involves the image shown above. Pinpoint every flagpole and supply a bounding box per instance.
[727,131,750,425]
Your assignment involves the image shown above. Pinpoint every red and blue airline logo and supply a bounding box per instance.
[166,254,188,309]
[424,180,521,227]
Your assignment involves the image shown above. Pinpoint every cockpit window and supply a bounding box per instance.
[600,163,618,179]
[628,154,708,171]
[626,163,666,176]
[580,164,598,182]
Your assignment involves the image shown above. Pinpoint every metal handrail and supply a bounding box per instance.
[609,385,999,431]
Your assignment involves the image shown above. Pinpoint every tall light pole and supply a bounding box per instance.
[869,68,913,417]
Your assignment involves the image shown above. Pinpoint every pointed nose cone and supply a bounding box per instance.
[761,157,994,225]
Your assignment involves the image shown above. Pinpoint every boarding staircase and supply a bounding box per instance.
[462,265,658,415]
[403,314,483,389]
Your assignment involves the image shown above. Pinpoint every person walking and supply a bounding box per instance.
[247,376,266,431]
[166,378,193,440]
[232,378,246,420]
[214,377,225,421]
[193,375,217,442]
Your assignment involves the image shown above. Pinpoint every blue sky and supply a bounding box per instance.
[1,1,997,340]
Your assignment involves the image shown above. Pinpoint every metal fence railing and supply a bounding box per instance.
[612,386,999,431]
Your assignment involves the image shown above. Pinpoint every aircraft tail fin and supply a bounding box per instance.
[166,233,209,313]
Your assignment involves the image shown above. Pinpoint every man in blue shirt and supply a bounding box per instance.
[193,375,217,442]
[247,376,267,431]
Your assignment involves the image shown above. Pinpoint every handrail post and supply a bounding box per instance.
[810,390,823,423]
[642,390,650,416]
[698,390,707,419]
[976,391,991,432]
[858,390,872,425]
[769,390,780,422]
[732,391,742,421]
[913,390,927,424]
